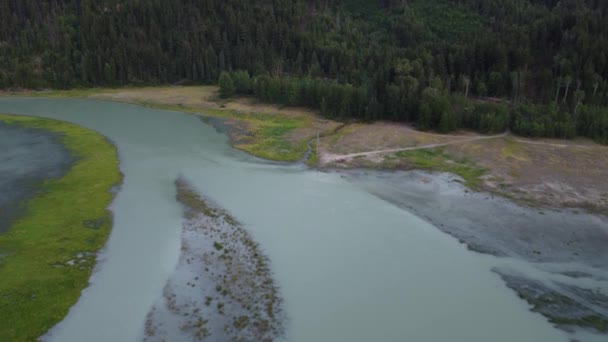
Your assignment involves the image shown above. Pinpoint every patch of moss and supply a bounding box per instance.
[233,114,308,162]
[306,148,320,167]
[393,148,487,188]
[111,100,310,162]
[548,315,608,333]
[175,181,218,219]
[521,291,608,333]
[233,315,250,331]
[0,114,122,341]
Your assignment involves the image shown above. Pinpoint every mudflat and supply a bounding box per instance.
[0,122,73,232]
[344,169,608,333]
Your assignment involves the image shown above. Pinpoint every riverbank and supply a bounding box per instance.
[2,86,606,215]
[2,88,607,336]
[0,97,602,340]
[0,121,73,232]
[343,169,608,335]
[3,87,339,162]
[0,114,122,341]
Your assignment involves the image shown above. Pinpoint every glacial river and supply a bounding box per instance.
[0,98,592,341]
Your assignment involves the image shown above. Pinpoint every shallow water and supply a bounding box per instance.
[0,98,590,341]
[0,122,73,232]
[344,170,608,267]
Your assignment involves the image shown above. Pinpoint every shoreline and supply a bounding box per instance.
[144,178,284,341]
[2,91,606,336]
[0,121,74,233]
[3,87,605,217]
[0,114,122,341]
[342,169,608,265]
[341,169,608,334]
[197,110,608,335]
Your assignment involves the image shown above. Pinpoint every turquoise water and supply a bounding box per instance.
[0,98,573,341]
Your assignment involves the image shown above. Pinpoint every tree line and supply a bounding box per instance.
[1,0,607,142]
[219,70,608,142]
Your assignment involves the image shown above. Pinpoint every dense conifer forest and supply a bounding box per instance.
[1,0,607,142]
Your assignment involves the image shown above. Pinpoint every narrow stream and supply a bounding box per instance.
[0,98,597,341]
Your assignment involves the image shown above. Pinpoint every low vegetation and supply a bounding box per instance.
[391,148,487,188]
[6,86,320,163]
[158,105,309,162]
[0,114,121,341]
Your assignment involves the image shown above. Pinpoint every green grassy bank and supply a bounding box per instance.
[142,103,310,162]
[0,114,122,341]
[10,87,313,162]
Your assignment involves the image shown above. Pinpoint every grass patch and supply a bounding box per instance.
[501,137,527,161]
[394,148,487,188]
[548,315,608,333]
[233,113,307,162]
[0,114,121,341]
[525,292,608,333]
[126,103,310,162]
[306,148,320,167]
[175,179,219,219]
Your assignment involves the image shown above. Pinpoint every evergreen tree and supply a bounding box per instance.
[1,0,607,143]
[218,72,236,98]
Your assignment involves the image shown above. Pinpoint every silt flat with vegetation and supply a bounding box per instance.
[0,114,121,341]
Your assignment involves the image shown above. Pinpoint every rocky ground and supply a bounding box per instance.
[144,178,284,342]
[320,125,608,216]
[343,169,608,335]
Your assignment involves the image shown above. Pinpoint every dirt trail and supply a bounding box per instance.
[321,132,508,164]
[320,129,605,165]
[512,137,597,149]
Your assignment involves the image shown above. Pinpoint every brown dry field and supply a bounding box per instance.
[446,136,608,212]
[321,121,481,154]
[320,120,608,214]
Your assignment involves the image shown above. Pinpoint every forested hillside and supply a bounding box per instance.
[1,0,608,142]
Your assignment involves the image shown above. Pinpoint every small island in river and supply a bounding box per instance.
[144,178,284,342]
